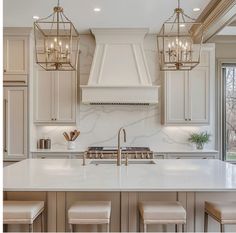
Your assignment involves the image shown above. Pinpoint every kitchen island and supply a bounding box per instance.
[4,159,236,232]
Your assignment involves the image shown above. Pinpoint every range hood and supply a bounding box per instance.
[81,28,160,105]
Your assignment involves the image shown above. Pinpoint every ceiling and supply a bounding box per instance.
[217,18,236,36]
[218,26,236,36]
[3,0,211,33]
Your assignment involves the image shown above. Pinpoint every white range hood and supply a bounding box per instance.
[81,28,160,105]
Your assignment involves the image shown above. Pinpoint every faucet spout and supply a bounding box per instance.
[117,127,127,166]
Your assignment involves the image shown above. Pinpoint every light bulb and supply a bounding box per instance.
[59,41,62,46]
[54,38,57,43]
[50,43,54,49]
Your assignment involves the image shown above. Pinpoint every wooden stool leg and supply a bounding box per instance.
[29,224,33,232]
[143,223,147,233]
[182,224,185,232]
[220,224,224,233]
[139,219,142,232]
[3,224,7,232]
[69,224,73,233]
[41,212,44,232]
[106,223,110,232]
[175,224,178,232]
[204,212,208,232]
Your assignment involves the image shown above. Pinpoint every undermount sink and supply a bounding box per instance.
[89,160,156,165]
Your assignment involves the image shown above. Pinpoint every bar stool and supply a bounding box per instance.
[204,201,236,232]
[3,201,45,232]
[68,201,111,232]
[139,201,186,232]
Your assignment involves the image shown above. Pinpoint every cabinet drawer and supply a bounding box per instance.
[4,74,28,86]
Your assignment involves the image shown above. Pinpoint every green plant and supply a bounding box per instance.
[188,132,211,150]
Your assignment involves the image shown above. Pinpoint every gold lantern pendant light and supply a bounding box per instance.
[158,0,204,71]
[34,0,79,71]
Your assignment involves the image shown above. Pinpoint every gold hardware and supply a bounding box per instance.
[82,152,87,166]
[4,99,7,153]
[34,0,79,71]
[125,153,129,166]
[117,127,127,166]
[4,80,26,83]
[53,6,63,12]
[157,0,204,71]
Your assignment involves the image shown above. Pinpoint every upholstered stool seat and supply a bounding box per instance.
[139,201,186,232]
[3,201,45,232]
[204,201,236,232]
[68,201,111,232]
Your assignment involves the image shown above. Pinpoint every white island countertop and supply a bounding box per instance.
[3,159,236,192]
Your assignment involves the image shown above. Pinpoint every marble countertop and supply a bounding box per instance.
[153,149,218,154]
[31,148,86,153]
[3,159,236,192]
[31,148,218,154]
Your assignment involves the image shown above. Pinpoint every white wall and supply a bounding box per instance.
[32,34,215,152]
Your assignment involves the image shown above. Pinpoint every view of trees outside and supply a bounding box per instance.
[225,66,236,160]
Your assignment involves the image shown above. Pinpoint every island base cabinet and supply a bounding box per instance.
[4,191,236,232]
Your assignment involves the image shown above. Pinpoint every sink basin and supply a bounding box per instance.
[89,160,156,165]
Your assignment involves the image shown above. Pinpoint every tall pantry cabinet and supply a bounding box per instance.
[3,28,30,161]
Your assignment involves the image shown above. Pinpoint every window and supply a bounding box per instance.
[222,64,236,161]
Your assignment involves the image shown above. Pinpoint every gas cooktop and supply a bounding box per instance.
[87,147,151,152]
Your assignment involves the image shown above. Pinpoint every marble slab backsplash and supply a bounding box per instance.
[34,34,215,152]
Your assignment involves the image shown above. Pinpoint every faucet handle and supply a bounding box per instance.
[125,153,129,166]
[141,153,145,159]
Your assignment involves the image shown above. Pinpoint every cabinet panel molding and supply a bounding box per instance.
[34,69,77,124]
[163,45,214,125]
[3,86,28,161]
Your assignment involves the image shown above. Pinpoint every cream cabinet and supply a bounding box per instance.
[3,87,28,161]
[34,68,77,124]
[3,35,28,85]
[163,44,215,125]
[188,67,209,123]
[164,66,209,124]
[164,71,188,123]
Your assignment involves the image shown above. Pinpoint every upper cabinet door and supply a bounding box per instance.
[34,69,54,122]
[54,71,77,123]
[165,71,188,123]
[188,67,209,123]
[3,87,27,160]
[4,36,28,75]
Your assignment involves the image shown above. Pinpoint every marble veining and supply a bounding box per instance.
[33,34,215,152]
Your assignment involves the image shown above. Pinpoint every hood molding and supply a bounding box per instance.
[81,28,159,105]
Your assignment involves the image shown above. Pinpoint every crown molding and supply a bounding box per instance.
[208,35,236,43]
[193,0,236,42]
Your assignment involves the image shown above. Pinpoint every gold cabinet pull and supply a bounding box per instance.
[4,99,7,152]
[4,80,26,83]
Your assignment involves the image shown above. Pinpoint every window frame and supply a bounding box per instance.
[217,59,236,163]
